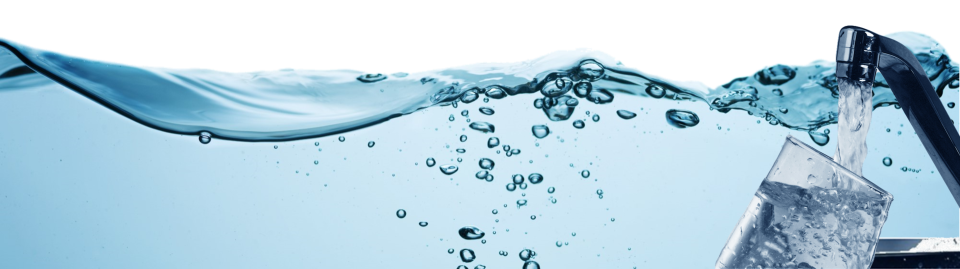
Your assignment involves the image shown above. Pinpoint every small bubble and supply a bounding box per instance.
[573,120,585,129]
[574,81,592,97]
[645,84,666,98]
[665,109,700,128]
[492,209,498,214]
[510,148,521,155]
[485,174,494,182]
[611,217,616,222]
[198,131,212,144]
[440,165,459,175]
[581,170,590,178]
[479,158,495,170]
[367,141,375,148]
[274,145,278,149]
[530,215,537,220]
[483,97,489,103]
[533,98,544,108]
[572,232,576,236]
[772,88,784,96]
[949,102,956,109]
[448,248,455,254]
[459,248,476,263]
[547,187,556,193]
[597,189,604,195]
[886,128,891,132]
[419,221,428,227]
[356,73,387,83]
[426,158,436,167]
[519,249,534,261]
[531,125,551,139]
[556,241,563,247]
[469,122,495,133]
[476,170,489,179]
[528,173,544,184]
[338,136,346,142]
[314,160,319,165]
[499,250,508,256]
[475,264,486,269]
[506,183,517,192]
[487,137,500,148]
[523,261,540,269]
[396,209,406,218]
[479,107,495,115]
[617,110,637,119]
[485,86,507,99]
[519,183,528,190]
[449,114,455,121]
[517,199,528,207]
[460,89,479,103]
[897,131,902,135]
[883,157,893,167]
[592,114,601,122]
[512,174,525,184]
[456,148,466,153]
[461,110,469,117]
[458,226,485,240]
[550,198,557,204]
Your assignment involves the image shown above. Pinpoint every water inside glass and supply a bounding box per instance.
[716,135,894,269]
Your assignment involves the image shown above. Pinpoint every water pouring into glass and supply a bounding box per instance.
[717,26,960,268]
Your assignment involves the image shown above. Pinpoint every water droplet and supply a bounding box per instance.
[440,165,459,175]
[448,248,455,254]
[469,122,495,133]
[531,125,550,138]
[581,170,590,178]
[198,131,212,144]
[367,141,375,148]
[597,189,604,195]
[665,109,700,128]
[460,89,479,103]
[356,73,387,83]
[586,89,614,104]
[476,170,489,179]
[808,129,829,146]
[519,249,534,261]
[487,137,500,148]
[571,120,585,129]
[547,187,555,193]
[528,173,543,184]
[396,209,406,218]
[426,158,436,167]
[645,84,666,98]
[338,136,346,142]
[485,86,507,99]
[460,248,476,263]
[456,148,466,153]
[617,110,637,119]
[523,261,541,269]
[578,60,605,81]
[506,183,517,192]
[530,215,537,220]
[592,114,601,122]
[419,221,428,227]
[883,157,893,167]
[492,209,498,214]
[479,158,495,170]
[541,76,574,97]
[459,226,485,240]
[949,102,956,108]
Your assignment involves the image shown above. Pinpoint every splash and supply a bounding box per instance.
[1,32,956,143]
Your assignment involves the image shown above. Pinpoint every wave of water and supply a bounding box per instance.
[1,32,956,143]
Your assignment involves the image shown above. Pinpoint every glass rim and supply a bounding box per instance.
[783,134,892,197]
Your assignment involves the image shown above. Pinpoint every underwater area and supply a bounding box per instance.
[0,31,957,268]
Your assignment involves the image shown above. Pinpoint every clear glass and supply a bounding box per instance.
[716,135,894,269]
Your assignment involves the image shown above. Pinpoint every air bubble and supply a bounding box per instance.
[487,137,500,148]
[512,174,525,184]
[469,122,495,133]
[617,110,637,119]
[517,199,528,207]
[460,89,479,103]
[396,209,406,218]
[530,215,537,220]
[772,88,784,96]
[419,221,428,227]
[198,131,212,144]
[479,158,495,170]
[592,114,600,122]
[574,81,592,97]
[506,183,517,192]
[645,84,665,98]
[541,76,574,97]
[338,136,346,142]
[458,226,485,240]
[949,102,956,108]
[479,107,495,115]
[581,170,590,178]
[573,120,585,129]
[356,73,387,83]
[426,158,436,167]
[459,135,468,142]
[578,60,605,81]
[519,249,535,261]
[665,109,700,128]
[459,248,476,263]
[528,173,543,184]
[586,89,614,104]
[532,125,550,138]
[492,209,498,214]
[523,261,540,269]
[485,86,507,99]
[456,148,466,153]
[883,157,893,167]
[547,187,555,193]
[440,165,459,175]
[808,130,829,146]
[367,141,375,148]
[476,170,489,179]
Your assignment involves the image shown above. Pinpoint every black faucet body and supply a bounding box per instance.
[837,26,960,207]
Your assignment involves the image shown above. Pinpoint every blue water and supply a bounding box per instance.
[0,32,957,268]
